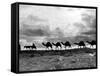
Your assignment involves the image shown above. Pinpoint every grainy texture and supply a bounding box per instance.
[19,48,96,71]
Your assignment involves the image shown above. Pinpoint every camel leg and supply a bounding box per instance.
[47,47,49,50]
[59,47,61,50]
[51,47,53,50]
[56,47,58,50]
[92,45,93,48]
[60,47,61,50]
[57,47,59,50]
[46,47,48,50]
[69,46,71,49]
[90,45,92,48]
[65,46,66,50]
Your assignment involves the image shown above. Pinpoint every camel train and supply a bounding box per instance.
[23,40,96,50]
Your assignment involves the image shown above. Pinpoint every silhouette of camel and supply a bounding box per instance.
[42,42,53,50]
[52,42,62,49]
[24,43,36,50]
[31,43,36,49]
[74,41,85,48]
[61,41,71,49]
[86,40,96,47]
[24,46,31,49]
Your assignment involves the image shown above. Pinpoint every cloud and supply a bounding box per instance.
[22,28,50,37]
[23,29,45,36]
[19,5,96,46]
[73,35,92,42]
[20,14,47,28]
[81,12,96,31]
[20,22,51,37]
[52,27,64,37]
[21,25,65,39]
[73,22,87,32]
[80,10,96,39]
[82,30,96,35]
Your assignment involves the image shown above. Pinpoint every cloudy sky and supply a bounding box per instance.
[19,4,96,46]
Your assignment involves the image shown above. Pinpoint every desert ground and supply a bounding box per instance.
[19,48,96,72]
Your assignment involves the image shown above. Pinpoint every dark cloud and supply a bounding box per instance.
[81,12,96,40]
[81,13,96,30]
[45,34,95,44]
[23,29,44,36]
[21,23,65,38]
[73,35,95,42]
[53,27,64,37]
[20,26,65,43]
[74,22,86,32]
[20,14,47,28]
[22,29,50,37]
[82,30,96,35]
[82,13,93,24]
[20,21,51,37]
[81,29,96,41]
[20,34,34,42]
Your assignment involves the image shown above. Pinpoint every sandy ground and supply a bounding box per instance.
[19,49,96,72]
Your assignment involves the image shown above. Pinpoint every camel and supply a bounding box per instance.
[52,42,62,50]
[42,42,53,50]
[24,46,31,49]
[24,43,36,50]
[86,40,96,47]
[31,43,36,49]
[74,41,85,48]
[61,41,71,49]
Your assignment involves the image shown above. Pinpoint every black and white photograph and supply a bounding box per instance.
[17,3,97,72]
